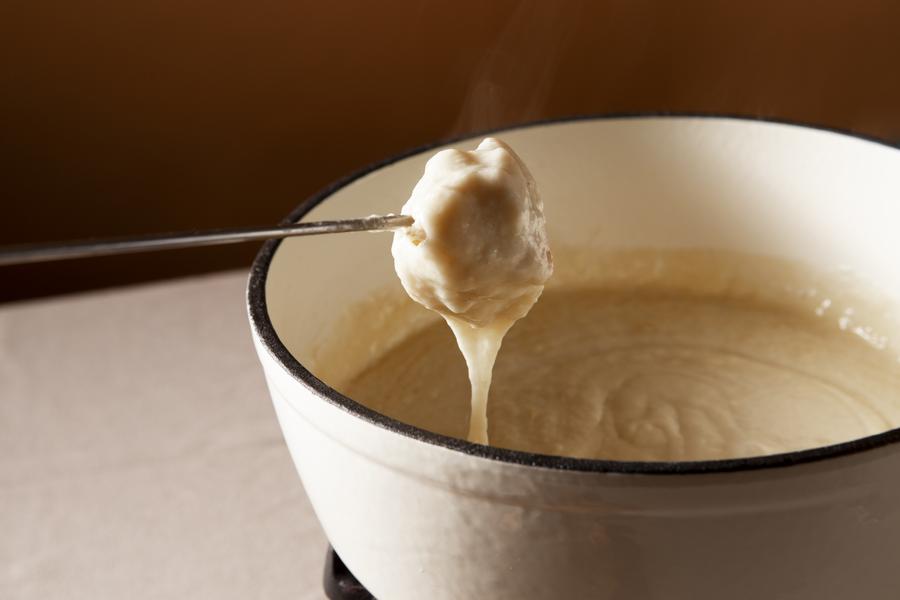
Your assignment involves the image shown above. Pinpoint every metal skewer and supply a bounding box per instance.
[0,214,413,267]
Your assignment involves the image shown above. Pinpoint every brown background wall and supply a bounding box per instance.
[2,0,899,302]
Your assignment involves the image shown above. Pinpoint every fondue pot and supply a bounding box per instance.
[248,116,900,599]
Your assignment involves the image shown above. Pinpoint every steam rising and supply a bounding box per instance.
[452,3,578,135]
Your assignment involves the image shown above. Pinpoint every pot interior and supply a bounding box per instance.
[261,116,900,455]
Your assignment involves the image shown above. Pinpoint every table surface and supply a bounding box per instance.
[1,271,328,600]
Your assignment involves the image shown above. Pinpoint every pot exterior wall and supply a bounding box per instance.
[257,341,900,600]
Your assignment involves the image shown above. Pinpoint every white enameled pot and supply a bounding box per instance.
[248,116,900,600]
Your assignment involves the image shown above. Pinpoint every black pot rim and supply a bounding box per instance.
[247,112,900,476]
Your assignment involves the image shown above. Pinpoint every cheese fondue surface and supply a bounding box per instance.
[322,250,900,461]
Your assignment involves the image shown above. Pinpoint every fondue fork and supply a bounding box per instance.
[0,214,413,267]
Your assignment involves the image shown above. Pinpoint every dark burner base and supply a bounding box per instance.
[323,547,375,600]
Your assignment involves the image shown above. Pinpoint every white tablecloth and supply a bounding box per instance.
[1,272,328,599]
